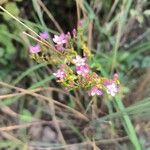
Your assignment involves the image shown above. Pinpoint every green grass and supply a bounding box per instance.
[0,0,150,149]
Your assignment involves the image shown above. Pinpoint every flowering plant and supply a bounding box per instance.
[29,26,120,97]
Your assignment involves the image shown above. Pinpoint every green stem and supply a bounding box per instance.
[115,96,141,150]
[85,96,95,114]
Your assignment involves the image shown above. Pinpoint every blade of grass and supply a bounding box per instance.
[93,97,150,122]
[12,63,46,85]
[114,96,141,150]
[30,75,54,89]
[75,0,81,25]
[105,0,119,22]
[37,0,63,33]
[32,0,47,30]
[127,43,150,63]
[111,0,133,73]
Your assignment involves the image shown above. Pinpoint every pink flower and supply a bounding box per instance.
[73,55,86,66]
[55,44,65,52]
[39,32,49,39]
[104,79,114,86]
[113,73,119,81]
[66,32,71,40]
[53,69,65,80]
[64,87,69,92]
[53,33,67,45]
[29,44,41,54]
[78,20,83,27]
[106,83,118,96]
[72,28,76,38]
[93,73,98,78]
[89,86,103,96]
[76,64,90,77]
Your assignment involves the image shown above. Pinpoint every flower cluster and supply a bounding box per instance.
[29,44,41,54]
[73,55,90,77]
[28,28,119,97]
[28,32,49,54]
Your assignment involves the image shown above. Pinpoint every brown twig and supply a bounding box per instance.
[1,131,27,148]
[105,0,119,22]
[88,21,93,49]
[29,136,129,150]
[0,87,84,112]
[44,90,68,150]
[0,121,55,132]
[75,0,81,26]
[0,81,89,121]
[37,0,63,33]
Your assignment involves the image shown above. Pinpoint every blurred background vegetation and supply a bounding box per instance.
[0,0,150,149]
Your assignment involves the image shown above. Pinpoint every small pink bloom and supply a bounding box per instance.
[73,55,86,66]
[76,64,90,77]
[104,79,114,86]
[55,44,65,52]
[65,32,71,47]
[113,73,119,81]
[53,69,65,80]
[78,20,83,27]
[53,33,67,45]
[64,87,69,92]
[106,83,118,96]
[39,32,49,39]
[93,73,98,78]
[29,44,41,54]
[66,32,71,39]
[72,28,76,38]
[89,86,103,96]
[60,64,65,69]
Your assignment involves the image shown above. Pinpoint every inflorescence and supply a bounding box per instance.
[28,25,120,97]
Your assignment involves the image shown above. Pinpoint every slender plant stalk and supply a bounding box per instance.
[111,0,132,73]
[85,96,95,114]
[0,6,38,36]
[115,96,141,150]
[0,6,59,54]
[106,0,119,22]
[75,0,81,25]
[37,0,63,33]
